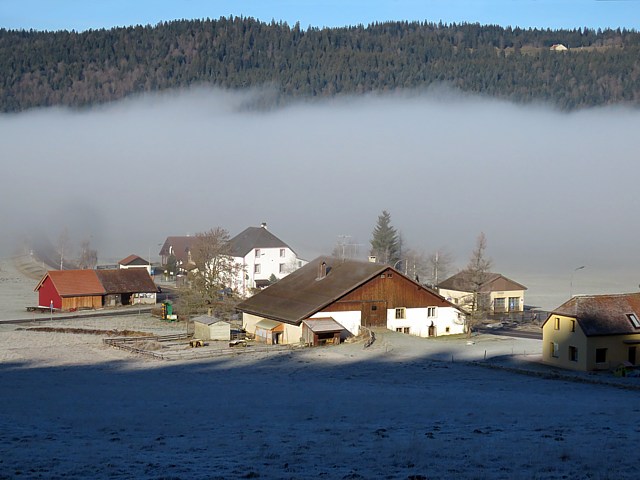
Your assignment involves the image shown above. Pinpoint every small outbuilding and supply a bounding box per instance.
[35,269,158,311]
[302,318,346,346]
[192,316,231,341]
[254,319,285,345]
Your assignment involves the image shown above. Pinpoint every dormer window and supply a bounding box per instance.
[628,313,640,328]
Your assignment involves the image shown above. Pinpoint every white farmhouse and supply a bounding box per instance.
[237,256,467,345]
[229,223,306,297]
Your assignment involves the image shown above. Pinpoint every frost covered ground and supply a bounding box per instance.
[1,260,640,479]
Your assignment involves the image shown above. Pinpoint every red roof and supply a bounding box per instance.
[118,254,149,266]
[35,269,157,296]
[35,270,105,297]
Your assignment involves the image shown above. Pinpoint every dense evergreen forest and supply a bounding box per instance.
[1,16,639,112]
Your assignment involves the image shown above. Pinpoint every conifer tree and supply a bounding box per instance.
[369,210,401,266]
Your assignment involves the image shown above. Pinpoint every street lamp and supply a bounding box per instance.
[570,265,585,298]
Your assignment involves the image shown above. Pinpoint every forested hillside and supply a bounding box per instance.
[1,17,639,112]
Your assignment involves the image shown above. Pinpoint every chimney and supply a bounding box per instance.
[317,261,327,280]
[207,307,212,316]
[260,222,267,229]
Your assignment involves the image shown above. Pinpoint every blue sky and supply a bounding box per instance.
[2,0,639,32]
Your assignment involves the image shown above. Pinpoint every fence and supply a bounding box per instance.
[103,334,300,360]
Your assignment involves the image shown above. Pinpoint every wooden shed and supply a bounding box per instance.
[302,318,345,346]
[192,316,231,341]
[35,269,157,311]
[35,270,105,311]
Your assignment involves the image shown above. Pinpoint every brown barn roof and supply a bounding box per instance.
[237,256,386,324]
[437,271,527,293]
[118,254,149,266]
[547,293,640,336]
[95,269,157,294]
[35,270,105,297]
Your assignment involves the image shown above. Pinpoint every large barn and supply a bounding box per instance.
[237,256,466,345]
[35,269,158,311]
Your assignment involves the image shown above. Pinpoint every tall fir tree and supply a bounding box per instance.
[369,210,401,266]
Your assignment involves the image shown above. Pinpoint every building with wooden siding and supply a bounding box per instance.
[542,293,640,371]
[35,269,157,311]
[237,256,466,345]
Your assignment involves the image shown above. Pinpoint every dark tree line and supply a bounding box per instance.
[1,17,639,112]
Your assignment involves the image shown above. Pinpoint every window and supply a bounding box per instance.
[280,248,285,257]
[254,264,261,274]
[629,346,637,365]
[569,346,578,362]
[551,342,559,358]
[427,307,436,318]
[554,317,560,330]
[371,305,377,311]
[445,327,450,333]
[570,320,576,332]
[595,348,607,364]
[403,327,410,334]
[508,297,519,312]
[494,297,506,312]
[279,263,285,274]
[395,308,406,319]
[627,313,640,328]
[387,273,393,278]
[255,248,261,257]
[396,328,403,332]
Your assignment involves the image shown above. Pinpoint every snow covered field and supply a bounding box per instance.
[1,258,640,479]
[1,315,639,479]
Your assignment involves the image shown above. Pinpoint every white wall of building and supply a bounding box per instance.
[234,248,306,297]
[311,311,361,336]
[387,307,465,337]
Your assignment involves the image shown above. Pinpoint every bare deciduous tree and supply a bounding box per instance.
[77,237,98,270]
[177,227,242,318]
[465,232,493,336]
[57,227,71,270]
[426,248,455,287]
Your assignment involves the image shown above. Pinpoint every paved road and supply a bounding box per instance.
[478,327,542,340]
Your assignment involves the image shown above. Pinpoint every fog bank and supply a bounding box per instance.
[2,87,639,308]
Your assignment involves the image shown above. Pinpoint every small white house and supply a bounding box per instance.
[192,316,231,341]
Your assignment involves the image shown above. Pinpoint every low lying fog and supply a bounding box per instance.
[2,87,639,307]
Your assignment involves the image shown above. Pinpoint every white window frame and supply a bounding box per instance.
[254,264,261,274]
[279,248,286,257]
[427,307,436,318]
[628,313,640,328]
[395,307,406,320]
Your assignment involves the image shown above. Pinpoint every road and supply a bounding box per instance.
[477,326,542,340]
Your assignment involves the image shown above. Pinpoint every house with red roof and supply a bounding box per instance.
[35,269,158,311]
[118,254,151,274]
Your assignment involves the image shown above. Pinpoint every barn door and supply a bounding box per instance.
[361,301,387,327]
